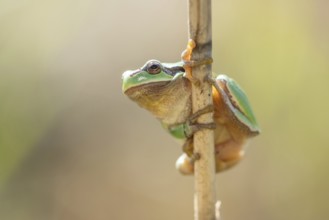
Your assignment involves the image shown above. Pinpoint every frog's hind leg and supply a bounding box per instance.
[214,139,246,172]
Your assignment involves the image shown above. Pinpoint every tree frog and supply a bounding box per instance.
[122,60,260,174]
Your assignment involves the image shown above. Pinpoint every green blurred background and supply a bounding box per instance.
[0,0,328,219]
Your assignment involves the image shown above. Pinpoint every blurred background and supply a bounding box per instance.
[0,0,328,219]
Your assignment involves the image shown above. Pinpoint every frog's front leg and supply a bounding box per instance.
[166,105,216,174]
[184,104,216,138]
[175,110,216,175]
[167,104,216,143]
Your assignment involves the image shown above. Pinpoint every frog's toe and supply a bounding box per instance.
[176,153,194,175]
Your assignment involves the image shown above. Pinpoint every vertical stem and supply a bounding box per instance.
[187,0,217,220]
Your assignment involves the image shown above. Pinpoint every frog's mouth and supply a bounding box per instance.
[124,80,171,97]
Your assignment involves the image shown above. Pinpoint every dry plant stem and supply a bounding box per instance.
[186,0,218,220]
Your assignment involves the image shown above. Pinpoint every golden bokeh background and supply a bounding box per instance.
[0,0,328,219]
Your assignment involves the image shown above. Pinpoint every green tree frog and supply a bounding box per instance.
[122,60,260,175]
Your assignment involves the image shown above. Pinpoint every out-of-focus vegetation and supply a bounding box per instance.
[0,0,328,220]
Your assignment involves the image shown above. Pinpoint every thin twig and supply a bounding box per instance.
[185,0,218,220]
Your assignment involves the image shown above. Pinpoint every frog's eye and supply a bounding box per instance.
[147,62,161,74]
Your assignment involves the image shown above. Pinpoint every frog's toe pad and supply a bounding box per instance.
[176,153,194,175]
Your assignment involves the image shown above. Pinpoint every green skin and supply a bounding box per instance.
[122,60,260,174]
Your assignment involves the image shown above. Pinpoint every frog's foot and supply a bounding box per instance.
[184,104,216,138]
[181,39,213,68]
[182,138,200,161]
[181,105,215,163]
[181,39,213,83]
[183,57,213,69]
[176,153,194,175]
[181,39,196,62]
[183,57,213,84]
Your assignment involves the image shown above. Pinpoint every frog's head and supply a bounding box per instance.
[122,60,188,118]
[122,60,184,95]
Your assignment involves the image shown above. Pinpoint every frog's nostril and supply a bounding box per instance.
[130,69,141,77]
[122,69,140,79]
